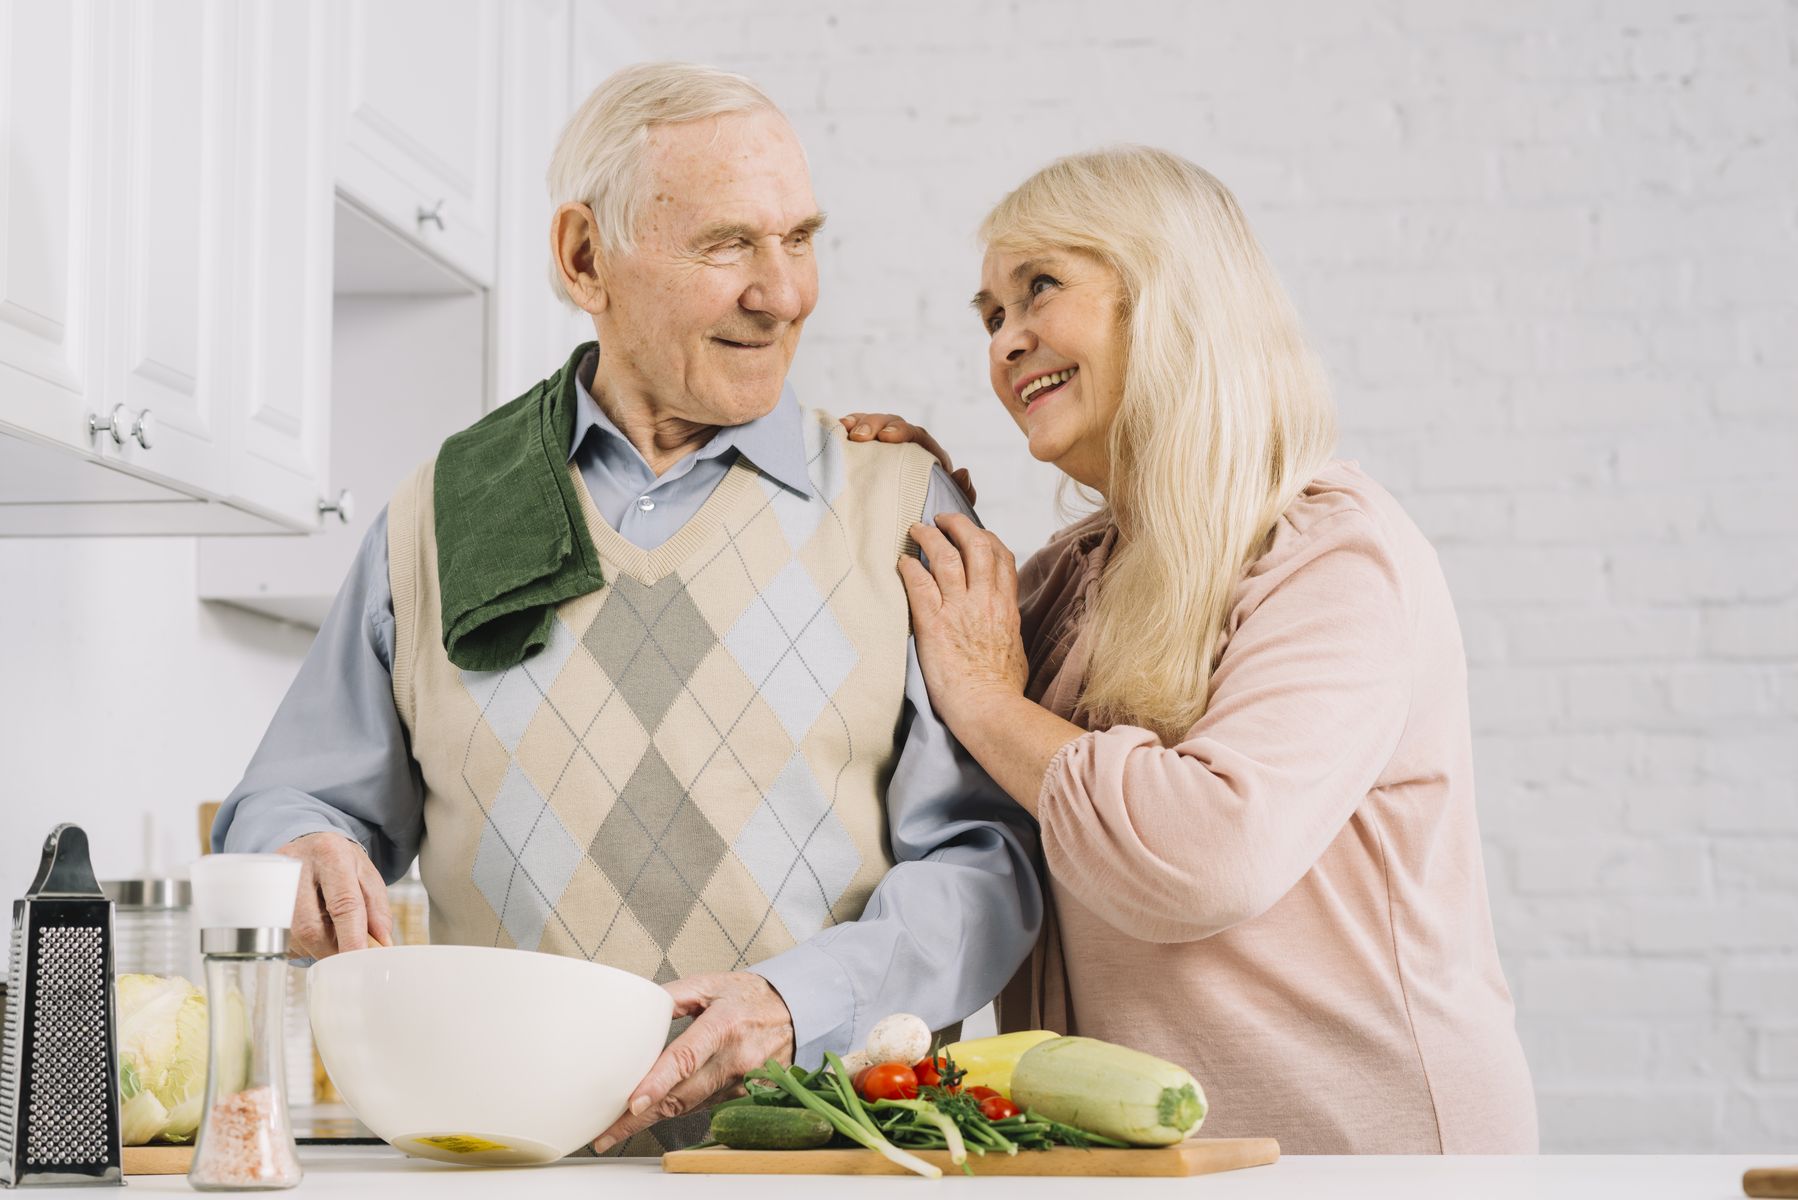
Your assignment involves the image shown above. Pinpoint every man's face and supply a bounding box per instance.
[593,110,822,426]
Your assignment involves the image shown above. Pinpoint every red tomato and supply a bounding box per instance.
[965,1086,1002,1102]
[913,1056,954,1090]
[979,1095,1020,1122]
[853,1065,873,1093]
[859,1062,920,1102]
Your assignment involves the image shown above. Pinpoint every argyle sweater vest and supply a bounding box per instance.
[387,411,935,981]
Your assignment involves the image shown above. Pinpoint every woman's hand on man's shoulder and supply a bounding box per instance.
[839,412,976,505]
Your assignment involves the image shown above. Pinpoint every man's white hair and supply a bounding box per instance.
[545,61,782,304]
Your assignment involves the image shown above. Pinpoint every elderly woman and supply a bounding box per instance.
[844,147,1537,1154]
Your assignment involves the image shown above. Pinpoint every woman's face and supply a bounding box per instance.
[976,246,1128,492]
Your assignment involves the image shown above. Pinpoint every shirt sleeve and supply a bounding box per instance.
[211,507,426,884]
[1037,508,1414,945]
[750,466,1044,1066]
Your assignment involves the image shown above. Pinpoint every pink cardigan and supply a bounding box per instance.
[999,460,1537,1154]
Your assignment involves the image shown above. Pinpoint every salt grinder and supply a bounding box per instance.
[186,855,303,1192]
[0,823,123,1188]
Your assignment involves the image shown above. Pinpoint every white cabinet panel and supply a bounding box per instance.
[102,0,237,496]
[0,0,104,450]
[227,0,336,529]
[339,0,499,286]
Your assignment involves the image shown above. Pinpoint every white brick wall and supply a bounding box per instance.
[612,0,1798,1152]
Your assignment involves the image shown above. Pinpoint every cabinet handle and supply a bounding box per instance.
[87,405,131,446]
[416,200,446,232]
[317,488,356,525]
[130,409,154,450]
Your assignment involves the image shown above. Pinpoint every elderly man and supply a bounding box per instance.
[213,63,1041,1155]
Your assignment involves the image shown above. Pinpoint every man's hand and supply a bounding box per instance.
[276,833,393,958]
[591,972,795,1153]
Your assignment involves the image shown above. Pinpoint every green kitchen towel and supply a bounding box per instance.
[433,341,604,672]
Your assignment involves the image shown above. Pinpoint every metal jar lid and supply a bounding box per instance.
[102,878,193,909]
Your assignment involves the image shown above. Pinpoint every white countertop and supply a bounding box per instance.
[84,1145,1785,1197]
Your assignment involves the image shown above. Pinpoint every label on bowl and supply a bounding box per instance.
[414,1135,512,1155]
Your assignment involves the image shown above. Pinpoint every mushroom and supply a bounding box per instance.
[864,1013,932,1065]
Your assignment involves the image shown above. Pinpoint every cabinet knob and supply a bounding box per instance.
[87,405,131,446]
[416,200,446,232]
[318,488,355,525]
[130,408,154,450]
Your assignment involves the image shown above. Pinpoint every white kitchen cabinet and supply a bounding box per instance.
[196,202,488,626]
[1,0,633,543]
[337,0,500,288]
[99,0,238,500]
[224,0,337,530]
[0,0,336,535]
[0,0,106,454]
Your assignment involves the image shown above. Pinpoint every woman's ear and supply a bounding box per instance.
[551,202,608,315]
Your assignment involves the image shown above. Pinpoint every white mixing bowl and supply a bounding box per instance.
[307,945,673,1165]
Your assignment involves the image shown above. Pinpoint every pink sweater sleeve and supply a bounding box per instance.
[1038,509,1414,944]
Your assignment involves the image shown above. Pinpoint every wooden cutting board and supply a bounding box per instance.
[124,1144,195,1175]
[1745,1166,1798,1198]
[664,1137,1279,1177]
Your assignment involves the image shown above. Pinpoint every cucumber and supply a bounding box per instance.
[708,1104,835,1150]
[1009,1036,1207,1147]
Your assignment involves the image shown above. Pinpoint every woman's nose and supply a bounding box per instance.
[992,319,1035,363]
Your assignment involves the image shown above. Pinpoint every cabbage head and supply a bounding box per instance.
[116,973,208,1144]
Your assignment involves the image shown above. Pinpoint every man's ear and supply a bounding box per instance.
[551,202,608,315]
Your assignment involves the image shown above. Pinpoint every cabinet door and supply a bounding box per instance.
[226,0,335,529]
[0,0,106,451]
[490,0,589,408]
[339,0,499,286]
[98,0,237,496]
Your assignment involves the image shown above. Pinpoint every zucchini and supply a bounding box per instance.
[708,1104,835,1150]
[1009,1036,1207,1147]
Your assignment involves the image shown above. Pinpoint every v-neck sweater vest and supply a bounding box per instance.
[387,410,935,982]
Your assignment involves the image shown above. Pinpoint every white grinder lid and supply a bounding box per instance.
[190,853,302,930]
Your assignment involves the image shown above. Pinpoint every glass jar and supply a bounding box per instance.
[104,878,199,985]
[187,929,302,1191]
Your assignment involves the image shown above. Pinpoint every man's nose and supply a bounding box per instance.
[743,248,805,323]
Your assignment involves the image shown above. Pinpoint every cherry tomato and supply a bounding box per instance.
[965,1085,1002,1102]
[859,1062,919,1102]
[913,1056,955,1090]
[979,1095,1020,1122]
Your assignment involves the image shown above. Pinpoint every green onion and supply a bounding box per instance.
[756,1058,940,1179]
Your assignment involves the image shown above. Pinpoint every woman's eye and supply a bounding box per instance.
[984,310,1004,334]
[1029,274,1061,298]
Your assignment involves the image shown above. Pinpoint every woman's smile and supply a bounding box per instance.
[1019,365,1078,415]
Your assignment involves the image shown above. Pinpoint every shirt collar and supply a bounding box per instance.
[569,348,814,498]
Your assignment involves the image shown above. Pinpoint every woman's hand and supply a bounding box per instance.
[899,513,1028,730]
[841,412,976,505]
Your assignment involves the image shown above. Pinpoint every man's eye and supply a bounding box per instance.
[1029,274,1061,297]
[984,310,1003,334]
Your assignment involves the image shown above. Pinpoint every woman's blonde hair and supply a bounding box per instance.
[545,62,780,303]
[981,146,1338,744]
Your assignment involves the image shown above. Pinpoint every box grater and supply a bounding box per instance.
[0,824,122,1187]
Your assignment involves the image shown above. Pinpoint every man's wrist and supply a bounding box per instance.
[747,944,855,1069]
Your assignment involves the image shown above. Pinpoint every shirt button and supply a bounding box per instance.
[636,496,655,513]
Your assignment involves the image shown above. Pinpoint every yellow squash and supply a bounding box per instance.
[942,1029,1058,1096]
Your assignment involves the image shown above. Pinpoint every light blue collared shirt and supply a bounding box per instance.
[215,356,1042,1065]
